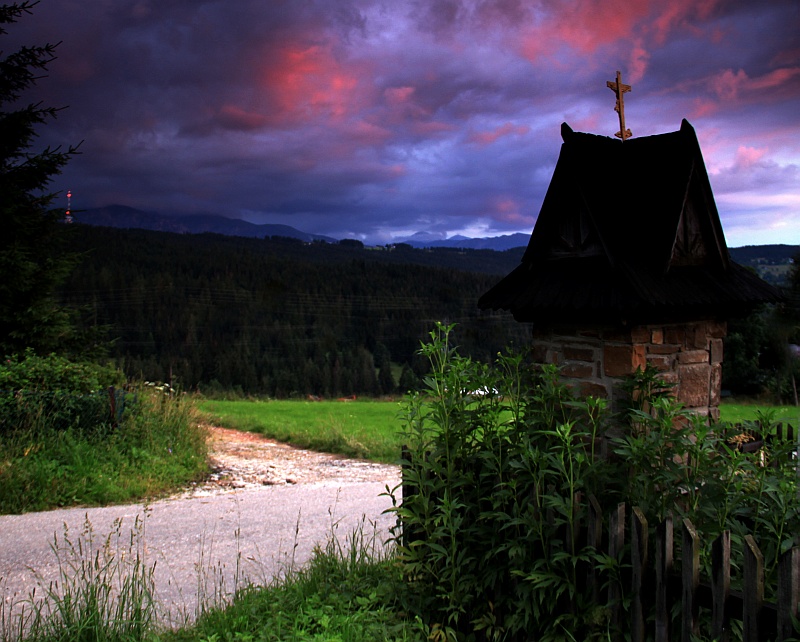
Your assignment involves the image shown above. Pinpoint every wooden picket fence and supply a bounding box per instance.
[588,497,799,642]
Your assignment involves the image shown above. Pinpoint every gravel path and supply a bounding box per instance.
[0,428,402,628]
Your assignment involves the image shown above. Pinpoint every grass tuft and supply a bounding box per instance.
[1,514,157,642]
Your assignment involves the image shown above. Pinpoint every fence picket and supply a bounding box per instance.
[778,545,800,641]
[744,534,765,641]
[587,493,603,603]
[655,514,673,642]
[682,518,700,642]
[608,503,626,639]
[631,507,648,642]
[711,530,731,642]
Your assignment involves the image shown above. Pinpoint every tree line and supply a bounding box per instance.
[57,226,531,396]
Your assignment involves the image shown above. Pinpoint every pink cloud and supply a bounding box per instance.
[216,105,268,131]
[733,146,767,170]
[468,122,530,146]
[710,67,800,101]
[384,86,415,105]
[517,0,722,84]
[628,39,650,84]
[259,41,370,124]
[489,196,534,226]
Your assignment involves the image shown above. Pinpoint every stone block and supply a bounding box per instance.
[604,344,646,377]
[646,354,672,371]
[710,363,722,406]
[664,325,686,346]
[531,344,549,363]
[690,324,709,350]
[630,326,650,343]
[562,363,595,378]
[648,345,680,355]
[708,321,727,339]
[651,328,664,345]
[677,350,710,365]
[710,338,723,364]
[579,381,608,399]
[564,346,595,362]
[677,363,710,408]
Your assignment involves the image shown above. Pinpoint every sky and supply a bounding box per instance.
[6,0,800,247]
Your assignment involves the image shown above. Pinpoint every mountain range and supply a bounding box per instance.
[74,206,799,280]
[75,205,531,250]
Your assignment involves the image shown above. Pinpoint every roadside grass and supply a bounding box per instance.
[0,387,208,515]
[197,399,404,463]
[1,516,421,642]
[165,523,420,642]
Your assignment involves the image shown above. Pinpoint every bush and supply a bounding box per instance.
[0,350,125,436]
[0,382,207,514]
[392,323,800,641]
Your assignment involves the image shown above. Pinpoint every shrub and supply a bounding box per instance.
[0,350,125,436]
[392,323,800,641]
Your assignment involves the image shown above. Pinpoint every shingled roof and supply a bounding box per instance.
[478,120,783,324]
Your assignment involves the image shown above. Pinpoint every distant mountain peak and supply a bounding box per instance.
[76,205,337,243]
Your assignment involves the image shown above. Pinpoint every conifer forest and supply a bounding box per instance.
[58,225,530,397]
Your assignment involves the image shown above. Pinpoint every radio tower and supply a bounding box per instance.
[65,190,73,223]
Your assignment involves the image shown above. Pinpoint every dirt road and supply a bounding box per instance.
[0,427,402,627]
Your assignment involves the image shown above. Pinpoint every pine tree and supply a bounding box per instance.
[0,2,79,355]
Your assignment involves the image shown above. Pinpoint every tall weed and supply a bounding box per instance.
[1,515,157,642]
[392,323,800,641]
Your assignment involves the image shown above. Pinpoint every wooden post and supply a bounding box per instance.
[711,530,731,642]
[778,545,799,641]
[682,519,700,642]
[655,513,673,642]
[631,507,648,642]
[587,494,603,603]
[608,503,626,639]
[608,502,625,636]
[108,385,117,428]
[743,534,764,642]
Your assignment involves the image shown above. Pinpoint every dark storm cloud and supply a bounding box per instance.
[5,0,800,245]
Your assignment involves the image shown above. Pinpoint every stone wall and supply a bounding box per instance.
[531,320,727,420]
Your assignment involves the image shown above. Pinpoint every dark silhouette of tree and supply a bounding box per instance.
[0,2,79,355]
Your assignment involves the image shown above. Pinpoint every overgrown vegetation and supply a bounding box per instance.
[391,323,800,641]
[0,352,207,514]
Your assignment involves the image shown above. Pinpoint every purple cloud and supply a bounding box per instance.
[5,0,799,245]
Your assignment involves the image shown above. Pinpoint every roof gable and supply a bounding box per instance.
[479,120,782,323]
[523,119,728,274]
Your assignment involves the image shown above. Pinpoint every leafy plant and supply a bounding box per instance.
[392,324,800,641]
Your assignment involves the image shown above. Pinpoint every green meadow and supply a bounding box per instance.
[198,397,800,466]
[197,398,405,463]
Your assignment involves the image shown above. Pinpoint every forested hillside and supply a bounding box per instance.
[59,226,530,396]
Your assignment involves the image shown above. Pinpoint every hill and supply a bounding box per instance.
[77,205,338,242]
[59,225,530,396]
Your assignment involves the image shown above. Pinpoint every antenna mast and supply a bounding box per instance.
[65,190,73,223]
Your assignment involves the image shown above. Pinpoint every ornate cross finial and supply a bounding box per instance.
[606,70,632,141]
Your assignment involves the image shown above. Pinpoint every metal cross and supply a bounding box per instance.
[607,70,632,141]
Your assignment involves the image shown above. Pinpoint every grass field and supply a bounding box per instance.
[718,400,800,425]
[197,398,404,463]
[198,397,800,465]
